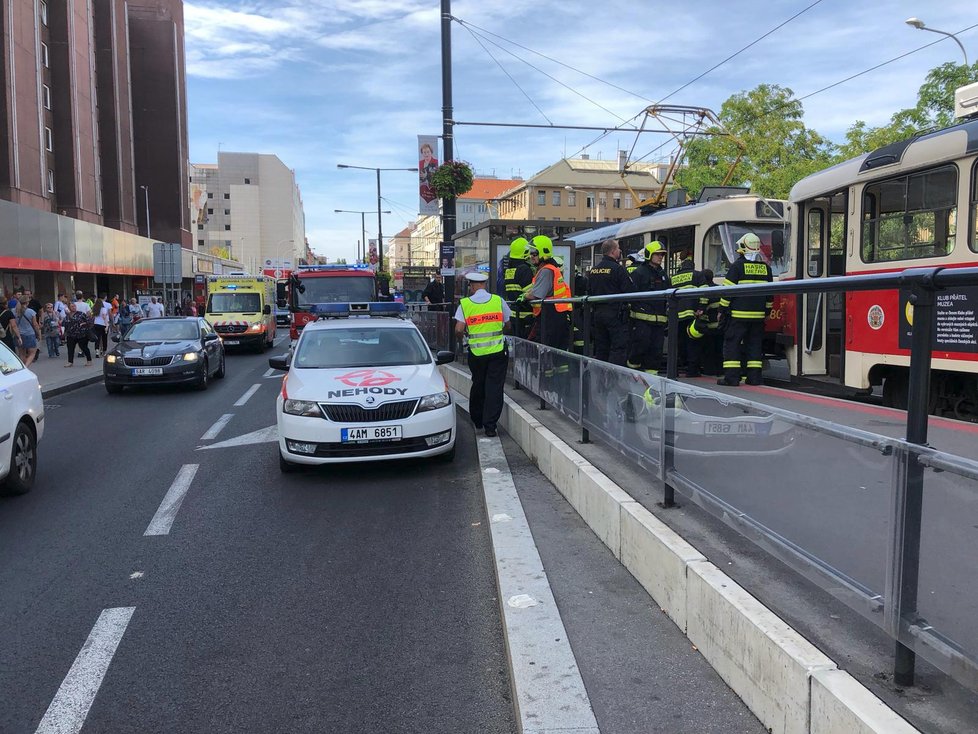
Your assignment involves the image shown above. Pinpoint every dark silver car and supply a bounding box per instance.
[103,317,226,393]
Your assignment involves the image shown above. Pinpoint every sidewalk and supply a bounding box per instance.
[25,350,102,398]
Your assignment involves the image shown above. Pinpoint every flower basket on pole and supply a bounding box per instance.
[430,161,474,200]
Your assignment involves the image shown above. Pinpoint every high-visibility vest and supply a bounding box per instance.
[531,263,572,316]
[460,295,506,356]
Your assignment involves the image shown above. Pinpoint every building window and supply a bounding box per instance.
[47,169,54,193]
[207,208,213,215]
[624,193,633,209]
[223,193,230,199]
[537,190,546,206]
[224,240,231,247]
[586,193,595,209]
[599,193,607,209]
[44,127,52,152]
[198,239,204,247]
[567,191,576,207]
[613,193,621,209]
[244,178,250,184]
[207,192,213,199]
[552,190,561,206]
[40,1,48,25]
[42,84,51,109]
[197,224,203,230]
[41,42,49,68]
[224,224,231,231]
[224,209,230,215]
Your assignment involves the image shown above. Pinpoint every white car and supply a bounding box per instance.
[270,307,457,470]
[0,342,44,495]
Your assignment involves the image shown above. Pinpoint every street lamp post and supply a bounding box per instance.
[565,185,602,224]
[906,17,969,66]
[334,209,391,264]
[140,185,151,238]
[336,164,415,272]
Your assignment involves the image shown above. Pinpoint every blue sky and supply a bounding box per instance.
[184,1,977,263]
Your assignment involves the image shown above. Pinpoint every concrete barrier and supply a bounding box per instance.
[443,365,920,734]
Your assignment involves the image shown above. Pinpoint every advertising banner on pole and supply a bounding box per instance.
[368,239,379,270]
[418,135,440,216]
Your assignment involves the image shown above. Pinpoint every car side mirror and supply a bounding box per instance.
[203,333,219,342]
[111,334,121,343]
[435,350,455,365]
[268,355,289,371]
[263,304,272,315]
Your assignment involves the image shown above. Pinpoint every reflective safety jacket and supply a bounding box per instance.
[530,261,572,315]
[460,295,506,356]
[503,259,534,320]
[670,259,709,320]
[629,261,668,323]
[720,255,773,320]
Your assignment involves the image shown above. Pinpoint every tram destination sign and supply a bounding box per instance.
[898,286,978,354]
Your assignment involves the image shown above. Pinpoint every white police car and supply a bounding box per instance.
[269,303,457,470]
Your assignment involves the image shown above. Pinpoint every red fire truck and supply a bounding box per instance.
[287,264,379,340]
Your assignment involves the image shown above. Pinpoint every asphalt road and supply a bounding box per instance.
[0,342,516,734]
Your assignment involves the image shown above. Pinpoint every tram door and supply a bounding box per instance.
[800,191,847,378]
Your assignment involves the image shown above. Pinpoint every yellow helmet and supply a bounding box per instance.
[736,233,761,253]
[645,240,665,259]
[509,237,529,260]
[531,235,554,260]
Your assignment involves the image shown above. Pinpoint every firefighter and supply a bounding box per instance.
[455,271,511,437]
[627,240,669,374]
[718,233,773,386]
[671,255,709,377]
[502,237,534,338]
[699,268,723,375]
[586,238,634,365]
[625,249,644,276]
[526,236,572,351]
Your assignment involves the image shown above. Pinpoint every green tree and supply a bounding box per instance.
[675,84,834,200]
[836,61,978,160]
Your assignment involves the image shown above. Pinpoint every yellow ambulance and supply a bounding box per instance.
[205,274,277,352]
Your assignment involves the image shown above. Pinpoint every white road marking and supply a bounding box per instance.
[233,383,261,407]
[201,413,234,441]
[262,368,276,378]
[197,425,278,450]
[144,464,200,536]
[34,607,136,734]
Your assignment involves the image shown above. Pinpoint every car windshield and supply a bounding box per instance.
[207,292,261,313]
[294,327,431,368]
[297,276,375,306]
[126,321,199,341]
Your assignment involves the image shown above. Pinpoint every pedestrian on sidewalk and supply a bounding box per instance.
[41,303,61,358]
[92,297,109,357]
[64,302,93,367]
[145,296,164,318]
[55,293,68,323]
[15,299,40,366]
[0,299,22,354]
[73,291,91,315]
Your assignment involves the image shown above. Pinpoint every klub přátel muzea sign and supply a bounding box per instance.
[898,286,978,354]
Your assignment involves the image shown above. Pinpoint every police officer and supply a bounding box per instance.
[718,233,773,386]
[502,237,534,338]
[627,240,669,374]
[455,271,511,437]
[671,254,709,377]
[586,238,634,365]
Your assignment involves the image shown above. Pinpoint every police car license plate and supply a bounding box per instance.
[133,367,163,376]
[705,421,757,435]
[341,426,402,442]
[223,340,240,345]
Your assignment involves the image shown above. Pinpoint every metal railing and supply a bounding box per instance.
[406,303,452,352]
[512,265,978,692]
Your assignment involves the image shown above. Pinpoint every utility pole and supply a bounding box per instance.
[441,0,456,333]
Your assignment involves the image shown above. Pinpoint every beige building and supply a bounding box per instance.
[497,156,669,224]
[388,224,415,270]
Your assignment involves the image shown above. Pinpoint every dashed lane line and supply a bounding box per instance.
[233,383,262,407]
[262,368,277,378]
[144,464,200,536]
[34,607,136,734]
[201,413,234,441]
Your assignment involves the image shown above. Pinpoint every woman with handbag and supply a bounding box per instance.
[15,300,40,366]
[64,302,93,367]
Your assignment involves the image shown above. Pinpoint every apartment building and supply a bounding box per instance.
[189,152,306,274]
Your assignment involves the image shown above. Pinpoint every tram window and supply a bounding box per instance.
[807,210,824,277]
[704,222,791,277]
[861,165,957,262]
[971,161,978,253]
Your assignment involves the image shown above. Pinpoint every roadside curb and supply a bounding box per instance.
[41,374,102,399]
[444,364,920,734]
